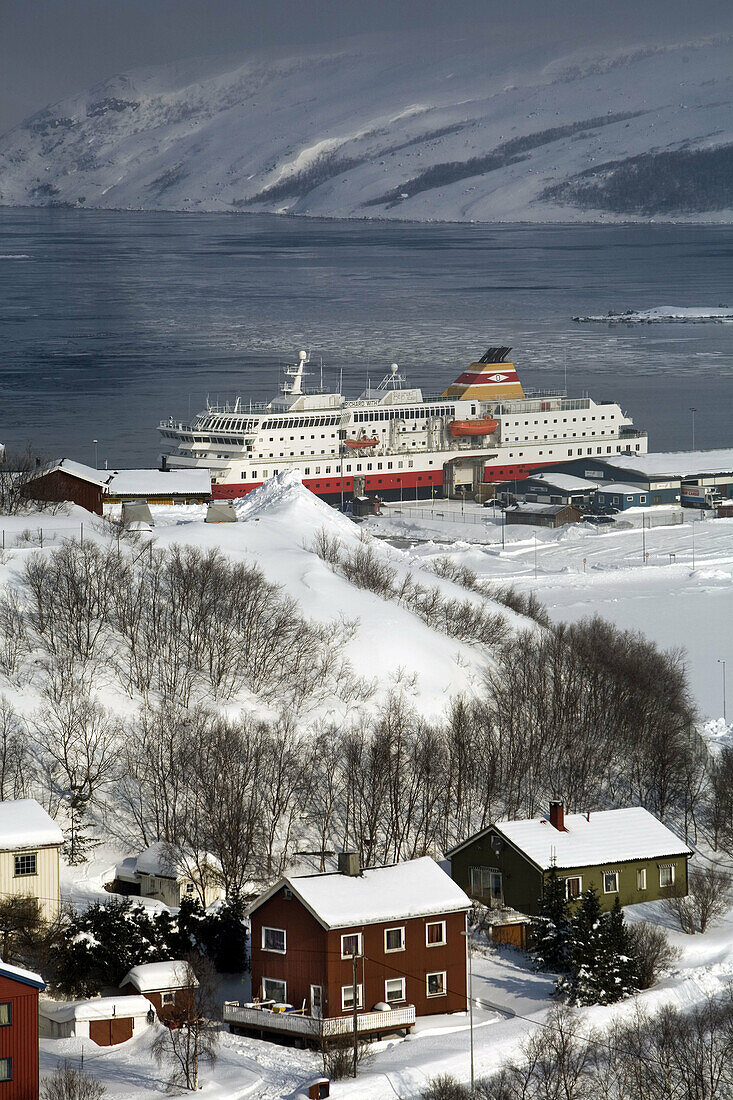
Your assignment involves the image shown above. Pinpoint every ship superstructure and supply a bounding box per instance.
[159,348,647,501]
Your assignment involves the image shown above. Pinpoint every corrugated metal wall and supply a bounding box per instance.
[0,977,40,1100]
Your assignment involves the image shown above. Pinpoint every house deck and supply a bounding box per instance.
[223,1001,416,1046]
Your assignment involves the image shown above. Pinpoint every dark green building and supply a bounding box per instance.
[447,802,691,916]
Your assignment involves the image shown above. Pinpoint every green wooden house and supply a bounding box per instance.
[447,802,692,916]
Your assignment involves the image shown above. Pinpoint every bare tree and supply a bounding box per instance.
[152,957,219,1092]
[40,1062,106,1100]
[626,922,680,988]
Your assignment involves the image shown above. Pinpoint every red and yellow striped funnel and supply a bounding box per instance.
[443,346,524,401]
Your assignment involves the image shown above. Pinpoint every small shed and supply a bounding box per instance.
[125,841,224,908]
[120,961,196,1018]
[482,908,533,950]
[504,503,583,528]
[39,995,152,1045]
[20,459,107,515]
[595,483,649,511]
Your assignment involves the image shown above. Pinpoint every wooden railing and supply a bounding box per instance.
[223,1001,415,1037]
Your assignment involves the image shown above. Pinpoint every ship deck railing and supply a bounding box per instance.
[222,1001,416,1044]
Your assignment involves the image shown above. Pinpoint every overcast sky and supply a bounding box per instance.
[1,0,732,134]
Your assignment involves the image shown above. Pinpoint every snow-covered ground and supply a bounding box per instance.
[1,33,732,222]
[4,479,733,1096]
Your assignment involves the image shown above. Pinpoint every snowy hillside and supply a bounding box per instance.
[1,33,732,222]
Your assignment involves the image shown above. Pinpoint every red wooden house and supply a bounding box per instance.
[247,855,470,1022]
[0,961,45,1100]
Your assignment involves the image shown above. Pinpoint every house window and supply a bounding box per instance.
[603,871,619,894]
[14,853,37,877]
[341,984,363,1011]
[564,876,582,900]
[161,992,175,1006]
[470,867,502,901]
[185,883,195,894]
[0,1003,10,1026]
[426,971,446,997]
[341,932,362,958]
[426,921,447,946]
[659,865,675,888]
[384,927,405,953]
[262,927,286,954]
[0,1059,10,1082]
[262,977,287,1002]
[637,868,647,891]
[385,977,406,1003]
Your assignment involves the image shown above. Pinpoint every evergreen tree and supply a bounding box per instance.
[560,888,638,1006]
[533,865,572,972]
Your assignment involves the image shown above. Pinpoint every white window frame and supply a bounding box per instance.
[384,926,405,953]
[564,875,583,901]
[341,932,363,958]
[426,920,447,947]
[161,992,175,1006]
[261,926,287,954]
[262,977,287,1003]
[13,852,37,878]
[385,977,406,1003]
[426,971,447,998]
[603,870,619,894]
[341,983,363,1011]
[637,868,647,891]
[659,864,675,888]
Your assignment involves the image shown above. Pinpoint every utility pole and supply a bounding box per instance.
[534,533,538,579]
[691,516,695,570]
[690,407,697,450]
[719,659,727,724]
[642,514,646,562]
[352,951,360,1078]
[93,439,98,469]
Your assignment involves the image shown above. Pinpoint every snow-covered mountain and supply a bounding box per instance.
[1,33,732,222]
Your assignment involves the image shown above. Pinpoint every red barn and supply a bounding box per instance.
[247,855,469,1023]
[0,961,45,1100]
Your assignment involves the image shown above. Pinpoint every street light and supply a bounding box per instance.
[461,926,475,1093]
[690,408,697,451]
[719,659,727,724]
[92,439,99,469]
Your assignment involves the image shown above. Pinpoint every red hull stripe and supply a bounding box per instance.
[453,370,520,386]
[210,459,563,500]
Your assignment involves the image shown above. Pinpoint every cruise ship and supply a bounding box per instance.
[158,348,647,501]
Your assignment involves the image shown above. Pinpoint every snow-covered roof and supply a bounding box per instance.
[0,799,63,850]
[106,469,211,496]
[506,502,573,515]
[598,483,648,495]
[51,458,109,489]
[133,841,221,880]
[607,450,733,479]
[249,856,470,929]
[527,472,598,492]
[40,995,150,1022]
[120,961,194,992]
[493,807,691,871]
[0,961,45,990]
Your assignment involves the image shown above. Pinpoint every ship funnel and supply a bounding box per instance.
[442,346,525,401]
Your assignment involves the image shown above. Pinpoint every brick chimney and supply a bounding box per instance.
[549,800,566,832]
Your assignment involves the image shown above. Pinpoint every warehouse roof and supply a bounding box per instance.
[607,450,733,479]
[598,483,648,495]
[527,472,598,492]
[107,469,211,496]
[248,856,470,929]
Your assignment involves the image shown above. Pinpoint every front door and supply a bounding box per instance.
[310,984,323,1019]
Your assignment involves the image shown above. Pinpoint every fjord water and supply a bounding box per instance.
[0,208,731,466]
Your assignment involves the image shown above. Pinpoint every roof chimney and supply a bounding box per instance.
[338,851,361,877]
[549,800,566,832]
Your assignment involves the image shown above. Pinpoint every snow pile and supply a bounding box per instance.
[574,306,733,323]
[121,961,193,992]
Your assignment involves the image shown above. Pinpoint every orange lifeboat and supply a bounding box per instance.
[344,436,379,449]
[448,418,498,438]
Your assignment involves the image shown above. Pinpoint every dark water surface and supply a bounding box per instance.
[0,209,731,466]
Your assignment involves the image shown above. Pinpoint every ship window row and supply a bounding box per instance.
[353,406,454,423]
[242,459,420,480]
[207,418,258,431]
[261,416,340,429]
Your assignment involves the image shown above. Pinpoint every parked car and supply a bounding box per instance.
[583,514,615,525]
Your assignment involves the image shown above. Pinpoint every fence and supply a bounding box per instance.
[0,523,92,551]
